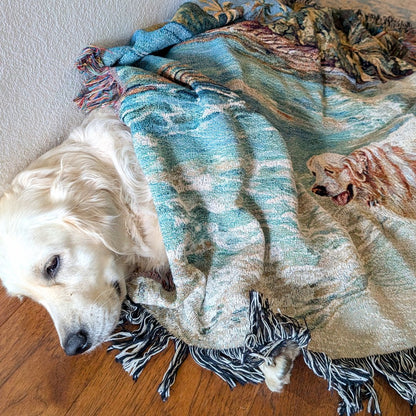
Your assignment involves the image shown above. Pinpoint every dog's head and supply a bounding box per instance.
[0,145,130,355]
[307,152,367,206]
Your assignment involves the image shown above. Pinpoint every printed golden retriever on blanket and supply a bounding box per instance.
[307,141,416,219]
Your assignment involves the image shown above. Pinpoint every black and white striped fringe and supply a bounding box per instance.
[188,292,311,389]
[303,346,416,415]
[108,291,416,415]
[107,299,189,401]
[107,291,311,399]
[245,291,310,364]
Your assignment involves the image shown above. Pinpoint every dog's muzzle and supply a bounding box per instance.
[63,329,91,355]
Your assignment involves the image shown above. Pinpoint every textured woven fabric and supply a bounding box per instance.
[76,1,416,412]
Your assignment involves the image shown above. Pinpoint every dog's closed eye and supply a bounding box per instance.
[44,255,61,279]
[324,168,334,175]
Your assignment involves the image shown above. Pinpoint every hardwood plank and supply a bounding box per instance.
[65,345,194,416]
[0,297,57,385]
[0,287,26,327]
[0,300,115,416]
[0,342,112,415]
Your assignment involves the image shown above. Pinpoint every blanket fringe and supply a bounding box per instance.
[157,339,189,400]
[108,292,416,415]
[107,292,311,399]
[107,299,182,400]
[188,292,312,388]
[303,346,416,415]
[303,349,380,415]
[189,345,264,388]
[74,46,122,112]
[372,349,416,405]
[247,291,310,353]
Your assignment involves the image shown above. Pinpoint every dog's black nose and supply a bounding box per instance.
[311,185,328,196]
[63,330,91,355]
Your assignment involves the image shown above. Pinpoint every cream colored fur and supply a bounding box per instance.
[0,108,168,354]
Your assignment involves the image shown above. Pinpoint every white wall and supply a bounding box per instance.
[0,0,186,190]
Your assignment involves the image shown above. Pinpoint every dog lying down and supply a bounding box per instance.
[0,108,297,392]
[307,141,416,219]
[0,109,170,355]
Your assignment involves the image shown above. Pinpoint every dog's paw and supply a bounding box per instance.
[260,342,299,393]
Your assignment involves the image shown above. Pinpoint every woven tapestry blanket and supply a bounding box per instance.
[76,1,416,414]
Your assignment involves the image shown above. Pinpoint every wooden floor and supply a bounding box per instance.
[0,287,412,416]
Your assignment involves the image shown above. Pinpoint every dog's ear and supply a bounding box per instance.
[48,152,131,256]
[343,151,368,183]
[63,201,129,256]
[306,156,315,172]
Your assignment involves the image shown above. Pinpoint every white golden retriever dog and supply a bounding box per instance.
[307,142,416,218]
[0,109,170,355]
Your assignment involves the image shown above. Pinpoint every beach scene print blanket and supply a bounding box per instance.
[75,1,416,414]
